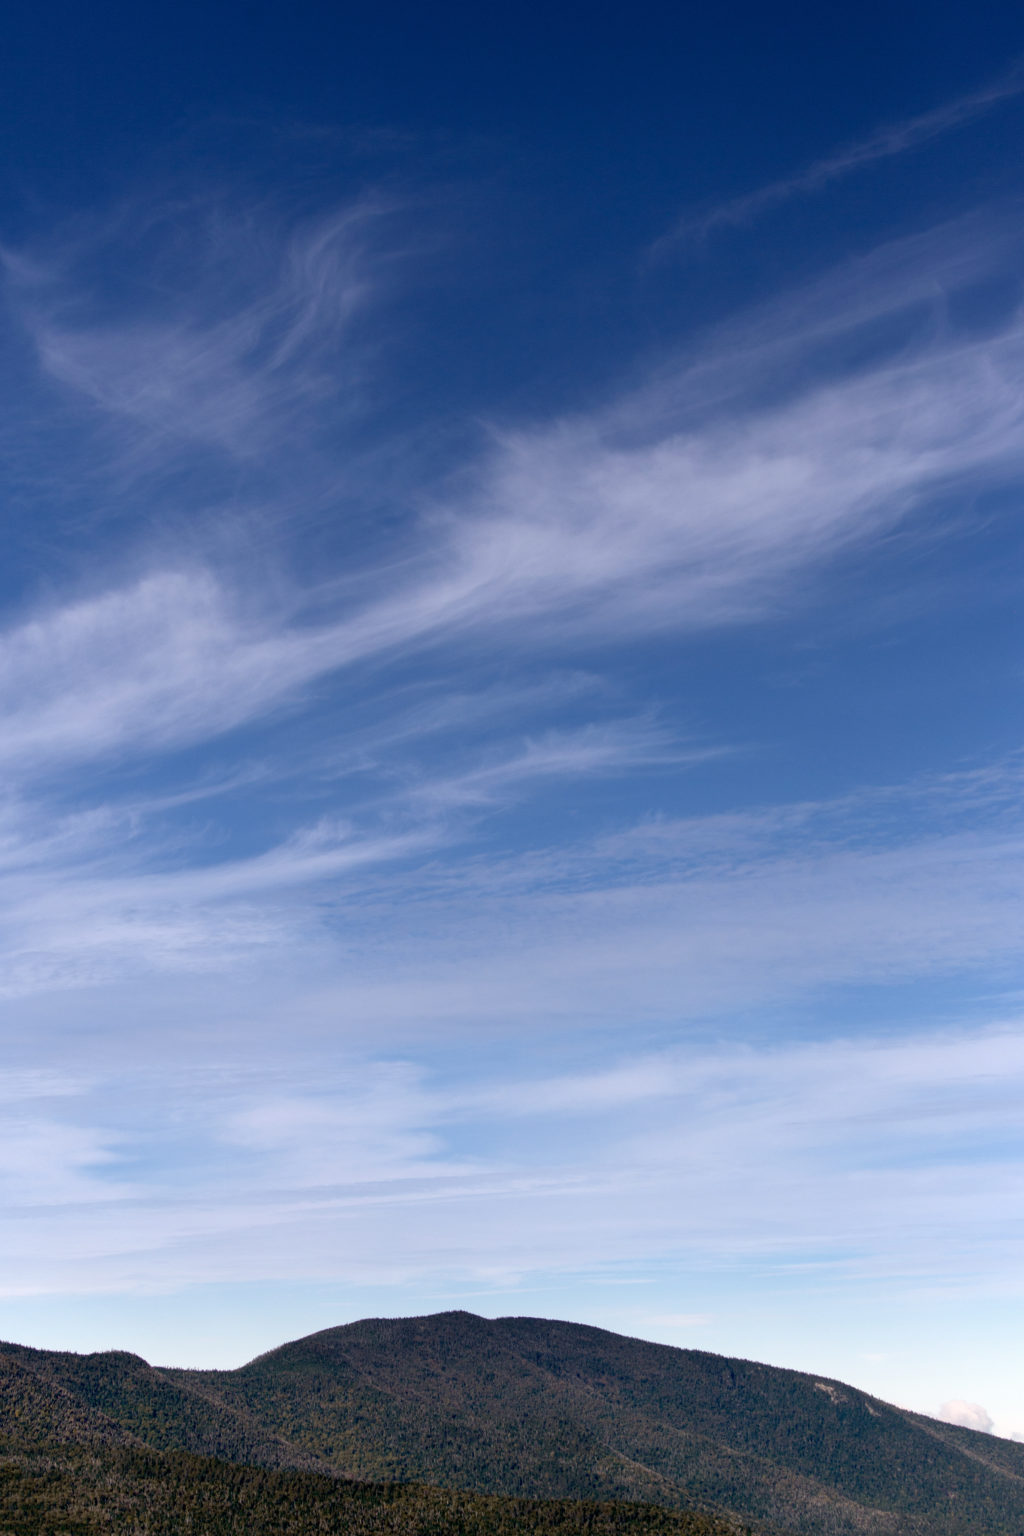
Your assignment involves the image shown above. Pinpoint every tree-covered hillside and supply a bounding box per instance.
[177,1312,1024,1535]
[5,1312,1024,1535]
[0,1443,740,1536]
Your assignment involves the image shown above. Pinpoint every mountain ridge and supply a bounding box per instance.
[4,1310,1024,1534]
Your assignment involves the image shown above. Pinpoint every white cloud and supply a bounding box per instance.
[655,65,1024,249]
[0,571,294,771]
[2,305,1022,789]
[4,1020,1024,1296]
[3,208,1023,726]
[0,751,1022,1012]
[398,720,692,810]
[939,1399,995,1433]
[221,1066,466,1188]
[441,316,1024,641]
[11,200,390,460]
[0,1118,127,1207]
[0,203,1019,846]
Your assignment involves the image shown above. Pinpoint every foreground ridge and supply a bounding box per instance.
[0,1444,740,1536]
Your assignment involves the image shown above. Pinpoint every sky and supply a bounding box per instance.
[1,0,1024,1439]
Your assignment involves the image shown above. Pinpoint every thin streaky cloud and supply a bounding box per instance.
[396,721,696,810]
[653,64,1024,253]
[2,755,1024,1013]
[4,1022,1024,1296]
[5,300,1020,783]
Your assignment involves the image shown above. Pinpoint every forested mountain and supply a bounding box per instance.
[4,1311,1024,1535]
[0,1343,328,1471]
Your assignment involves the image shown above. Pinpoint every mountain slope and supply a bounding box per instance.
[178,1312,1024,1536]
[6,1312,1024,1535]
[0,1339,329,1472]
[0,1351,141,1452]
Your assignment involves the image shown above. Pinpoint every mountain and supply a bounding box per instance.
[0,1339,330,1471]
[0,1333,734,1536]
[5,1311,1024,1534]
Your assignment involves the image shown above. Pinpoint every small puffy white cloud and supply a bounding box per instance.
[939,1400,994,1433]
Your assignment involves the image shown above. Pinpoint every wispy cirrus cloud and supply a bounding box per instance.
[397,720,691,810]
[0,568,361,776]
[445,319,1024,637]
[653,64,1024,252]
[0,234,1022,1026]
[6,197,395,462]
[1,752,1023,1024]
[2,212,1023,797]
[0,564,677,784]
[0,1119,127,1207]
[4,1019,1024,1298]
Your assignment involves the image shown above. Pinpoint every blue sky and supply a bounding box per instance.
[2,0,1024,1438]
